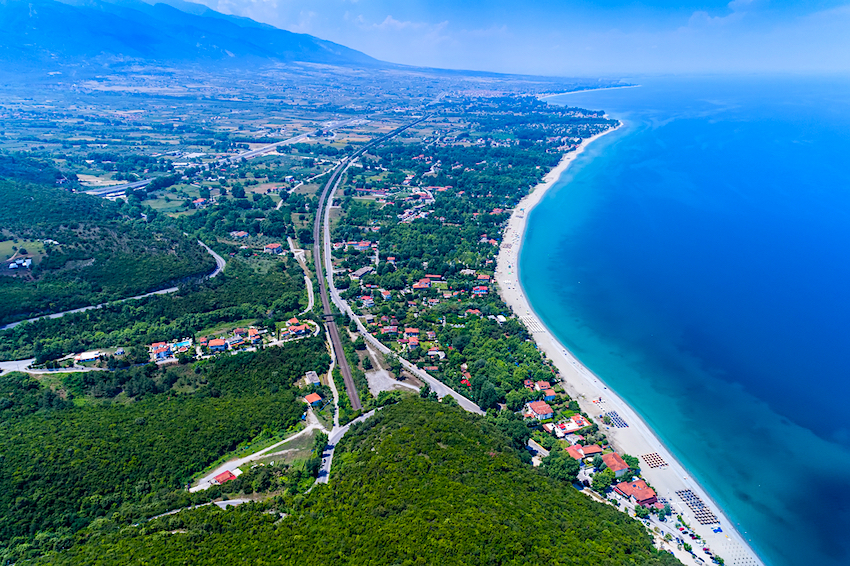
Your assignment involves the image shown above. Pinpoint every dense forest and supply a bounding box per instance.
[0,343,330,562]
[38,399,679,565]
[0,173,215,324]
[0,257,307,361]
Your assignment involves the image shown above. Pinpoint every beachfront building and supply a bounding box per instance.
[614,479,657,507]
[602,453,630,478]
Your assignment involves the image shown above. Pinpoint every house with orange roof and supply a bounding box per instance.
[264,242,284,254]
[214,471,236,484]
[614,479,657,506]
[305,392,323,406]
[565,444,604,461]
[602,453,630,478]
[527,401,554,420]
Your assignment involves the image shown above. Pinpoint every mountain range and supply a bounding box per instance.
[0,0,382,68]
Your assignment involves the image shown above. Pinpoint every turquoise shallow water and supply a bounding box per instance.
[521,76,850,566]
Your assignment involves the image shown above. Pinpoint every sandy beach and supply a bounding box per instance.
[495,124,765,566]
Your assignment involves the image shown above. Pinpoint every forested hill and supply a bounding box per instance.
[0,173,215,324]
[44,399,681,565]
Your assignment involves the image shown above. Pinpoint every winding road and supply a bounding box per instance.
[0,240,225,332]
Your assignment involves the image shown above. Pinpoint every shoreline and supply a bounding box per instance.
[495,124,765,566]
[538,84,641,100]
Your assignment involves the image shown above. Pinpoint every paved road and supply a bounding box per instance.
[320,180,482,414]
[287,238,315,314]
[315,409,378,485]
[84,178,152,197]
[311,116,431,412]
[191,407,327,493]
[0,240,223,332]
[198,240,225,278]
[217,132,312,165]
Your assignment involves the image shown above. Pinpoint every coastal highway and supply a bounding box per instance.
[315,118,483,415]
[312,116,430,412]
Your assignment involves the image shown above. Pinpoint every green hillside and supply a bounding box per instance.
[0,174,215,324]
[0,343,330,562]
[42,399,680,565]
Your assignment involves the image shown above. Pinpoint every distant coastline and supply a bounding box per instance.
[495,123,765,566]
[538,85,641,100]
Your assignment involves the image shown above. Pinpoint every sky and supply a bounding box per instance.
[188,0,850,76]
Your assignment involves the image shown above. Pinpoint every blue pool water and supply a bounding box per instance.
[521,76,850,566]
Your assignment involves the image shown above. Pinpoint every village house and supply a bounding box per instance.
[305,392,323,406]
[534,381,551,391]
[305,371,320,387]
[543,388,557,401]
[527,400,554,420]
[214,471,237,484]
[351,265,374,280]
[264,243,284,254]
[74,351,102,363]
[208,338,227,353]
[472,285,488,296]
[151,344,172,360]
[614,479,658,507]
[602,453,631,478]
[566,444,604,461]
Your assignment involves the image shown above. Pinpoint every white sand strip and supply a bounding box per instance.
[495,123,765,566]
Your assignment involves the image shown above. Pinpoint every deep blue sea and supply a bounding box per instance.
[522,76,850,566]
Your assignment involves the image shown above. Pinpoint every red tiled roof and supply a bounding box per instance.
[214,471,236,484]
[544,389,557,397]
[208,338,226,347]
[614,480,657,504]
[580,444,603,457]
[305,393,322,404]
[602,452,630,473]
[529,401,553,417]
[566,445,584,460]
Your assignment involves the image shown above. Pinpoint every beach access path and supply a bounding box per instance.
[495,124,764,566]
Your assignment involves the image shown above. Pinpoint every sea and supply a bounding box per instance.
[522,75,850,566]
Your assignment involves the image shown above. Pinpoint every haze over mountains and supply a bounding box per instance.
[0,0,381,68]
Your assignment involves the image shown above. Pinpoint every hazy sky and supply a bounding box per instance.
[191,0,850,76]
